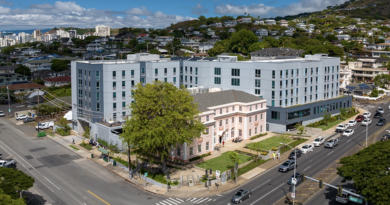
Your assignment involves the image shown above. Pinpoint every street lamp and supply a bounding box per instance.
[281,142,297,205]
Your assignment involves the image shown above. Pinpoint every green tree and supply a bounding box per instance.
[337,140,390,204]
[373,74,390,88]
[0,88,16,103]
[198,15,206,23]
[120,82,205,174]
[149,49,161,55]
[294,124,307,139]
[248,41,270,53]
[228,151,241,166]
[1,46,15,55]
[0,167,34,200]
[229,29,259,55]
[0,189,26,205]
[58,117,70,133]
[370,88,379,97]
[247,143,262,162]
[322,111,332,126]
[14,65,31,76]
[82,126,92,144]
[51,59,70,72]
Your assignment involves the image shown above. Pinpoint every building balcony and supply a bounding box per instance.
[353,73,375,77]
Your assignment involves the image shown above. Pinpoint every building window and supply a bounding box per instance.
[232,117,235,123]
[239,117,242,123]
[113,103,116,109]
[249,129,252,136]
[206,115,209,121]
[198,144,201,153]
[272,81,275,89]
[173,77,176,83]
[249,117,252,123]
[177,148,180,156]
[155,69,158,75]
[113,82,116,88]
[231,69,240,76]
[113,71,116,77]
[255,69,261,77]
[271,111,280,120]
[214,68,221,75]
[255,79,261,87]
[123,112,126,117]
[255,128,258,134]
[122,81,125,87]
[122,70,125,76]
[220,109,222,114]
[190,147,193,156]
[96,82,100,90]
[113,92,116,98]
[97,103,100,111]
[272,70,275,79]
[97,92,100,101]
[195,77,198,84]
[78,69,82,77]
[96,71,100,79]
[195,67,198,75]
[214,77,221,84]
[164,68,167,74]
[219,120,222,126]
[287,108,311,120]
[122,102,126,108]
[226,107,229,113]
[239,129,242,137]
[131,70,134,76]
[164,78,167,82]
[206,142,209,150]
[226,119,228,125]
[205,128,209,134]
[255,115,258,121]
[231,78,240,86]
[122,91,126,97]
[231,128,235,137]
[255,89,261,95]
[239,106,242,111]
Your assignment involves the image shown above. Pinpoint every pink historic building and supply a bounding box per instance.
[172,90,267,162]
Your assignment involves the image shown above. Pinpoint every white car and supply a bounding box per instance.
[301,144,314,154]
[348,120,357,126]
[336,124,349,132]
[363,112,371,118]
[342,129,354,137]
[361,118,372,126]
[0,111,4,117]
[15,115,28,120]
[313,136,325,147]
[377,107,384,114]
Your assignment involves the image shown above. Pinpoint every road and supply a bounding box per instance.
[0,117,169,205]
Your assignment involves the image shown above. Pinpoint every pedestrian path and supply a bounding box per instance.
[155,197,216,205]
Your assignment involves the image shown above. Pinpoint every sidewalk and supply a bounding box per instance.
[44,108,365,198]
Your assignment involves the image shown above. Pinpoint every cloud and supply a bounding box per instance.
[191,3,209,15]
[0,0,13,6]
[126,6,152,16]
[214,0,348,17]
[0,1,195,30]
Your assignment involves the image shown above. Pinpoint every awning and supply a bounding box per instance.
[63,111,72,120]
[218,131,224,136]
[98,147,109,155]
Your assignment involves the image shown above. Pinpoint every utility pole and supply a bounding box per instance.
[7,86,10,118]
[37,89,40,134]
[128,139,132,179]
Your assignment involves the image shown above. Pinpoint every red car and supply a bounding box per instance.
[355,115,364,122]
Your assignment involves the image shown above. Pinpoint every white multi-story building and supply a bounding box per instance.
[69,30,77,39]
[95,25,110,37]
[56,29,70,38]
[72,53,352,144]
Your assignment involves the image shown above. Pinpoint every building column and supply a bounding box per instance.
[244,116,248,140]
[183,142,187,161]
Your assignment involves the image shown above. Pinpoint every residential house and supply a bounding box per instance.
[250,47,304,60]
[283,30,294,36]
[0,83,45,94]
[44,76,71,87]
[155,36,174,46]
[137,37,155,44]
[336,16,346,19]
[199,25,208,28]
[270,30,279,36]
[241,18,252,24]
[306,28,314,34]
[224,20,237,27]
[351,58,389,83]
[253,20,264,25]
[367,30,374,36]
[189,36,203,42]
[334,29,344,34]
[354,18,361,22]
[21,48,41,55]
[228,28,236,33]
[286,26,296,31]
[86,42,104,51]
[193,31,200,35]
[198,42,214,53]
[296,23,306,29]
[346,25,356,30]
[182,41,199,50]
[278,20,288,27]
[339,61,354,89]
[57,70,71,77]
[31,70,57,80]
[210,23,223,28]
[265,19,276,25]
[335,35,351,41]
[0,66,17,74]
[0,74,29,86]
[256,29,268,37]
[371,28,381,32]
[71,48,86,54]
[61,37,73,45]
[380,23,390,27]
[191,53,209,58]
[114,33,134,42]
[187,27,194,31]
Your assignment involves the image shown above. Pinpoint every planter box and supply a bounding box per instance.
[188,181,195,187]
[260,155,270,160]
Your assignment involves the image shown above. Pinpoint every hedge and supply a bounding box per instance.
[232,159,269,180]
[56,128,70,136]
[189,153,211,161]
[280,139,308,154]
[306,108,358,128]
[79,142,92,150]
[250,132,268,140]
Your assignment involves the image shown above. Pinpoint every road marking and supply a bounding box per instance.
[195,198,208,204]
[347,139,352,142]
[87,190,110,205]
[164,199,177,205]
[174,198,184,202]
[216,194,223,197]
[327,151,334,156]
[250,183,284,205]
[252,179,271,191]
[303,166,311,171]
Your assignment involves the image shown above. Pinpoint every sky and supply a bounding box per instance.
[0,0,348,30]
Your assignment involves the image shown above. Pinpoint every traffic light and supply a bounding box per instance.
[337,186,343,196]
[210,168,212,175]
[205,170,208,176]
[289,185,296,193]
[301,173,305,182]
[319,179,323,189]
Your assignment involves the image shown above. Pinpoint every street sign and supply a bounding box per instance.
[349,196,363,204]
[144,172,148,177]
[8,109,10,112]
[291,178,297,185]
[291,192,295,198]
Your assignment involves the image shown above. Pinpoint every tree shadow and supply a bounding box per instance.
[23,191,47,205]
[320,182,363,205]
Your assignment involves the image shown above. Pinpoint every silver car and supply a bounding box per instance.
[377,107,384,114]
[325,138,340,148]
[0,111,4,117]
[278,160,298,172]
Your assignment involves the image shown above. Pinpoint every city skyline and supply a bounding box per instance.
[0,0,349,30]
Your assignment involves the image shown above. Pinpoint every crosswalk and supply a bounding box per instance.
[156,197,216,205]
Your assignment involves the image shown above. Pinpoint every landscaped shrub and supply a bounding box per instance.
[271,147,278,151]
[306,108,359,128]
[250,132,268,140]
[79,142,92,150]
[56,128,70,136]
[97,138,109,147]
[261,152,268,155]
[280,139,307,154]
[189,153,211,161]
[232,159,269,180]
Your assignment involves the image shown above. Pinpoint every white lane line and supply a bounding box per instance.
[347,139,352,142]
[195,198,209,204]
[192,198,204,203]
[186,198,192,201]
[159,201,172,205]
[175,198,184,202]
[189,198,197,202]
[216,194,223,197]
[303,166,311,171]
[252,179,271,191]
[0,141,61,191]
[164,199,177,205]
[327,151,334,156]
[206,199,212,202]
[169,198,181,203]
[250,183,284,205]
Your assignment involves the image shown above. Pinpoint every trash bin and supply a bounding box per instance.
[32,114,34,118]
[91,154,94,158]
[113,160,116,166]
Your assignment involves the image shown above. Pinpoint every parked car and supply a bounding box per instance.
[313,136,325,147]
[15,115,28,120]
[335,188,357,204]
[376,118,387,126]
[348,120,357,126]
[355,115,365,122]
[0,111,4,117]
[362,112,371,118]
[373,112,383,118]
[377,107,384,114]
[325,138,340,148]
[23,117,35,123]
[336,124,349,132]
[35,121,54,130]
[231,189,252,204]
[361,118,372,126]
[301,144,313,154]
[381,134,390,141]
[288,149,302,159]
[279,160,298,172]
[287,173,302,185]
[342,129,354,137]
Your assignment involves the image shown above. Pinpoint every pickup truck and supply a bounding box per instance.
[35,121,54,130]
[16,114,28,120]
[335,124,349,132]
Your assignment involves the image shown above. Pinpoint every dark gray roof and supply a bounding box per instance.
[192,90,263,112]
[250,48,304,56]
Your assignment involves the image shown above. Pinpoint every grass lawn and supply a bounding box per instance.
[197,151,252,172]
[247,136,293,151]
[280,138,308,154]
[69,145,79,151]
[317,119,344,131]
